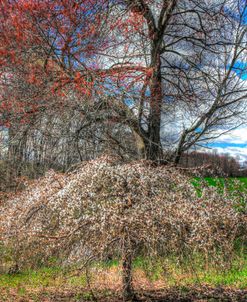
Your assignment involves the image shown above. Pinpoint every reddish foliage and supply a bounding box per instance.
[0,0,153,126]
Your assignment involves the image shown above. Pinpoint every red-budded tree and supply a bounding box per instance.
[1,0,247,162]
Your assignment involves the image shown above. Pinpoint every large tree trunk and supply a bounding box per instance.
[145,120,162,161]
[145,55,163,161]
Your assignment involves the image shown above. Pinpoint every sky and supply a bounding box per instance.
[210,64,247,164]
[208,62,247,164]
[208,127,247,164]
[205,2,246,163]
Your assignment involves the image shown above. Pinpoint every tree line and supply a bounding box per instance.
[180,151,247,177]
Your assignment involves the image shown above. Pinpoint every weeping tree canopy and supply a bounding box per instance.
[1,156,246,300]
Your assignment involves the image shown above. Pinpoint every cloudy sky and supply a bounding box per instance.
[211,62,247,163]
[208,127,247,164]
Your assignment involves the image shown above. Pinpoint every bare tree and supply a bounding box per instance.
[171,2,247,163]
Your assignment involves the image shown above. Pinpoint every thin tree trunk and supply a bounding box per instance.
[174,130,187,165]
[122,235,134,302]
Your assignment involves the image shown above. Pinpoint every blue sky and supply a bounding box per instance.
[210,142,247,149]
[231,62,247,80]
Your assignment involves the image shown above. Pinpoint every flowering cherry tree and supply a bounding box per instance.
[1,156,246,300]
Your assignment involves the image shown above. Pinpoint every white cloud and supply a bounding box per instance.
[197,126,247,163]
[215,127,247,145]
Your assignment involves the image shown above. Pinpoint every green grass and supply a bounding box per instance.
[196,266,247,289]
[133,254,247,288]
[191,176,247,213]
[0,266,67,288]
[2,255,246,290]
[192,176,247,189]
